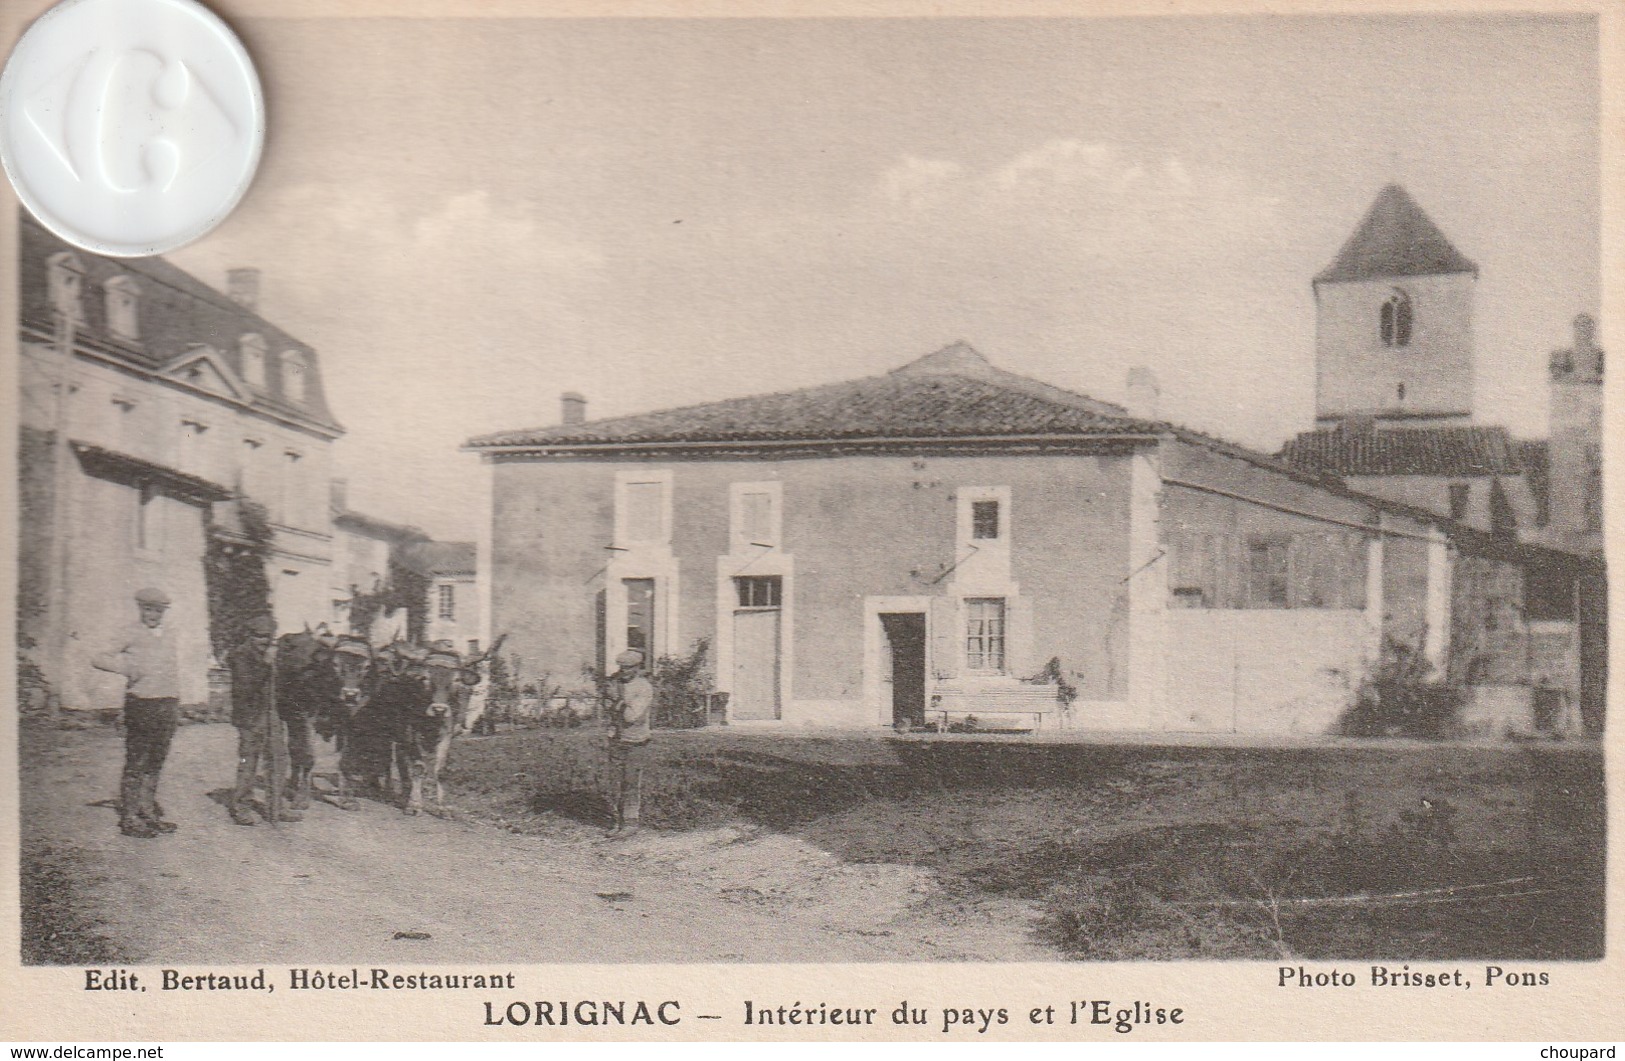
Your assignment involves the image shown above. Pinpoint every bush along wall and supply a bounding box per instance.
[387,554,432,645]
[1340,636,1463,738]
[205,497,274,660]
[651,638,712,730]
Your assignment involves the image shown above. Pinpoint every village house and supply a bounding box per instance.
[404,540,480,656]
[328,482,479,652]
[465,185,1601,738]
[467,341,1591,736]
[329,479,426,641]
[18,214,343,710]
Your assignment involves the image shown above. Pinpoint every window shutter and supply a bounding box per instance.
[1168,531,1191,590]
[1006,596,1036,678]
[1287,535,1312,609]
[1221,535,1246,609]
[929,596,960,680]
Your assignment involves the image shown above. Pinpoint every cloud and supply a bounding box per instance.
[879,155,965,210]
[991,139,1124,192]
[874,139,1274,251]
[409,188,605,281]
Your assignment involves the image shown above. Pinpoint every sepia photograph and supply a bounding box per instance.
[4,0,1616,1042]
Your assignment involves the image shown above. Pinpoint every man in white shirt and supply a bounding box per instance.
[91,587,182,838]
[604,649,654,839]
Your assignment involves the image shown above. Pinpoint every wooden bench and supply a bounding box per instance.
[928,683,1062,732]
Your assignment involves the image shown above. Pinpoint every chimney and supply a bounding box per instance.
[1574,313,1596,350]
[1125,366,1161,421]
[227,268,261,312]
[330,477,348,513]
[561,391,587,426]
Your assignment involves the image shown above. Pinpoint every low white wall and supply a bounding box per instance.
[1166,609,1376,735]
[1459,685,1535,739]
[777,699,876,728]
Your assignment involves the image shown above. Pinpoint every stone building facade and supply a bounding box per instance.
[18,214,344,709]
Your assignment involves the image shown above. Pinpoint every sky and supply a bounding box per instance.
[170,14,1601,541]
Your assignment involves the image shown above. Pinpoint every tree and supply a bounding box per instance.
[386,552,431,643]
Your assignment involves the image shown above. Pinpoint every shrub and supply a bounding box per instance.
[17,594,54,717]
[1340,637,1462,738]
[651,638,712,729]
[16,632,52,718]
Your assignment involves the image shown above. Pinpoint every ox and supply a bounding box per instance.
[272,628,342,819]
[324,634,381,810]
[394,642,482,816]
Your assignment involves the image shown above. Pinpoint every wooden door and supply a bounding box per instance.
[732,607,782,720]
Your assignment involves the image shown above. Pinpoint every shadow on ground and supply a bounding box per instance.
[442,729,1605,961]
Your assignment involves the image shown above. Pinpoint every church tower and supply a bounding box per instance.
[1313,184,1478,427]
[1544,313,1604,552]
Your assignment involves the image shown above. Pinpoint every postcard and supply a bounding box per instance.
[2,0,1619,1043]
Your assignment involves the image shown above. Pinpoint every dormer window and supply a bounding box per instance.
[47,251,85,323]
[281,351,307,403]
[1380,289,1413,348]
[240,334,266,387]
[104,275,140,341]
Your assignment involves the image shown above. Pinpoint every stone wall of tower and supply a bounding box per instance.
[1314,271,1474,425]
[1545,315,1603,553]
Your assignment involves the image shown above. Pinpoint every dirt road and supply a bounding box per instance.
[21,722,1052,964]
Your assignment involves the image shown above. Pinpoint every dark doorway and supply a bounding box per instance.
[880,612,927,728]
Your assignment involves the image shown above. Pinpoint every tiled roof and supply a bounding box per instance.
[332,508,426,543]
[1280,424,1530,478]
[402,540,476,577]
[1314,184,1477,285]
[466,342,1154,449]
[20,212,342,433]
[1517,440,1550,519]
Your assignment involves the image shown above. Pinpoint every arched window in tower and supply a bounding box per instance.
[1380,289,1413,348]
[281,351,307,403]
[104,275,140,341]
[239,334,266,387]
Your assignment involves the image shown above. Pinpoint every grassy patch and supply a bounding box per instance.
[21,843,129,966]
[432,729,1607,959]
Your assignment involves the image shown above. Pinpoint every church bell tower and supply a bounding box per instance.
[1313,184,1478,428]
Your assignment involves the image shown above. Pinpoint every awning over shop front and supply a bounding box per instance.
[70,440,233,505]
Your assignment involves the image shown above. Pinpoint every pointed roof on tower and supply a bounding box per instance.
[1314,184,1478,285]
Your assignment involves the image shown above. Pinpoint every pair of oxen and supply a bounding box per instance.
[275,630,484,816]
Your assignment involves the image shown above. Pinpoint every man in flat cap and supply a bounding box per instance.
[91,587,181,838]
[225,615,278,826]
[603,648,655,838]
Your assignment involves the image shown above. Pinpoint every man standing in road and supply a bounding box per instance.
[604,649,654,838]
[225,615,278,826]
[91,587,182,838]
